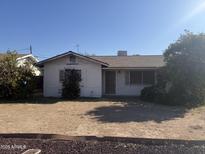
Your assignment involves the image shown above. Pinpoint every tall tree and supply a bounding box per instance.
[141,31,205,106]
[0,51,35,99]
[164,31,205,105]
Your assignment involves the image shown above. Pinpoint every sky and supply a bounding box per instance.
[0,0,205,59]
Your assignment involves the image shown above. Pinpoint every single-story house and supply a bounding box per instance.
[37,51,164,97]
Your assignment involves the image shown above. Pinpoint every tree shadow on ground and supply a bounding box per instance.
[86,99,188,123]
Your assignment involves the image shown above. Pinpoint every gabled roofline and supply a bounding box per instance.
[36,51,109,67]
[17,54,39,62]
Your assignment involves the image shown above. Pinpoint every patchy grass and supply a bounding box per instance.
[0,98,204,140]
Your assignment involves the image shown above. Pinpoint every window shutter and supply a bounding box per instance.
[59,70,65,82]
[125,71,130,85]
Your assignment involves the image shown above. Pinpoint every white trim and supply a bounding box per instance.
[102,67,159,70]
[16,54,39,62]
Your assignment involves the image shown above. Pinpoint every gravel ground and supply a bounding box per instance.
[0,137,205,154]
[0,98,204,140]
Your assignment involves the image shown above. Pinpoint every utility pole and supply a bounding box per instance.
[29,45,32,54]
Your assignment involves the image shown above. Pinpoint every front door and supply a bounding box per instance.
[105,71,116,94]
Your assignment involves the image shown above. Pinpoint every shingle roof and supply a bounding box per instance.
[37,51,165,68]
[90,55,165,68]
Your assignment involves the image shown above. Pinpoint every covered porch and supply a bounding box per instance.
[102,68,157,96]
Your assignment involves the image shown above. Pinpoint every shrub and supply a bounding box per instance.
[140,85,170,105]
[140,86,157,102]
[62,69,81,99]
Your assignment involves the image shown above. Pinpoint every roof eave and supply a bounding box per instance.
[102,67,163,70]
[17,54,39,62]
[36,51,109,67]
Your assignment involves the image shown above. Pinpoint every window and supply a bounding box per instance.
[59,69,81,82]
[143,71,155,85]
[130,71,142,85]
[69,55,76,63]
[71,69,81,79]
[125,70,155,85]
[59,70,65,82]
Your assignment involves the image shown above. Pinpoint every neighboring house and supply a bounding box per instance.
[0,53,41,76]
[37,51,164,97]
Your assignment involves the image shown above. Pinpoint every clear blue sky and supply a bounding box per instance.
[1,0,205,59]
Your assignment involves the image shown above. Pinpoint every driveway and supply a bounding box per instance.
[0,98,204,140]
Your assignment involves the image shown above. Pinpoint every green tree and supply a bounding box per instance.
[0,51,35,99]
[62,69,81,99]
[141,31,205,106]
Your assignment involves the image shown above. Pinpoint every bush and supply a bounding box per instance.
[140,85,170,105]
[140,78,205,106]
[62,69,81,99]
[140,86,156,102]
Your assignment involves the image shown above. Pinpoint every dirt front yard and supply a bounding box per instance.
[0,98,204,140]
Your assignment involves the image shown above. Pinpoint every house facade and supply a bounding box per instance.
[37,51,164,97]
[16,54,41,76]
